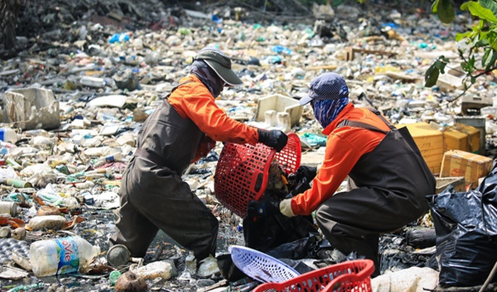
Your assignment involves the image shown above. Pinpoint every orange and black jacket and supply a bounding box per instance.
[168,75,259,162]
[289,103,391,215]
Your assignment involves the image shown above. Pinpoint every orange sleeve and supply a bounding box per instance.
[168,76,259,145]
[290,126,385,215]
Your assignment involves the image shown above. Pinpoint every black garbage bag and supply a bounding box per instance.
[243,166,319,254]
[428,164,497,287]
[242,212,317,253]
[264,234,321,260]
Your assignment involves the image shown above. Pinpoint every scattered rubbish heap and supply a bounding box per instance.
[1,0,497,291]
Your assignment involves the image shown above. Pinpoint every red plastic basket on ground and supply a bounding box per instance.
[214,132,301,218]
[252,259,374,292]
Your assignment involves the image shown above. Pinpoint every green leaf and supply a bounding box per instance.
[485,50,497,70]
[432,0,440,13]
[425,63,440,87]
[331,0,346,7]
[482,47,492,66]
[475,19,485,32]
[437,0,456,23]
[466,56,476,73]
[456,31,472,41]
[479,0,497,18]
[435,57,448,74]
[467,2,497,22]
[479,31,490,41]
[461,2,470,10]
[469,55,476,67]
[471,76,476,83]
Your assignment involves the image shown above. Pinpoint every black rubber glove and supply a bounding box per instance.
[287,177,311,198]
[257,129,288,152]
[247,198,280,220]
[295,165,317,182]
[287,165,317,198]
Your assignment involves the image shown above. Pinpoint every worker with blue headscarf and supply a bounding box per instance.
[247,72,436,277]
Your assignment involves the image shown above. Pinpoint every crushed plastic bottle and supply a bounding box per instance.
[132,260,176,280]
[36,184,80,209]
[27,215,66,230]
[29,235,101,277]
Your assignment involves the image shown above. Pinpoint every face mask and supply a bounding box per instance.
[312,97,349,128]
[190,60,224,97]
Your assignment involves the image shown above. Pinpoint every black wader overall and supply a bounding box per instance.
[110,83,219,261]
[315,109,436,277]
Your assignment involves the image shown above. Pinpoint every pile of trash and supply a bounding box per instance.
[1,0,497,291]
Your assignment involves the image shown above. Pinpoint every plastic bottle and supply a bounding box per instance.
[80,76,106,88]
[94,152,123,167]
[133,260,176,280]
[26,215,66,231]
[0,128,18,144]
[29,235,101,277]
[0,201,20,216]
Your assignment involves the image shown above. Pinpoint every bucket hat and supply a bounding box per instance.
[195,47,243,86]
[299,72,349,105]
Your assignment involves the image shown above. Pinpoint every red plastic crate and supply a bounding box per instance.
[214,132,301,218]
[253,259,374,292]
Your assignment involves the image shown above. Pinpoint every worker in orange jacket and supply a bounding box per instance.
[110,47,288,277]
[248,72,435,277]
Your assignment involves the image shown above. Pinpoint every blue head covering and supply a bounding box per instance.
[312,97,349,128]
[299,72,349,128]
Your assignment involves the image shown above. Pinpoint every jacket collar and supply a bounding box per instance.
[322,103,354,135]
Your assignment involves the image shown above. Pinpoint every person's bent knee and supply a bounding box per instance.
[314,204,328,228]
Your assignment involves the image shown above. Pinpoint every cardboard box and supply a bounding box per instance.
[397,122,444,174]
[435,176,465,194]
[440,150,493,188]
[453,123,480,154]
[454,117,486,155]
[442,127,469,153]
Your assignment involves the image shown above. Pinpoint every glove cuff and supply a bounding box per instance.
[280,198,296,217]
[257,128,268,143]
